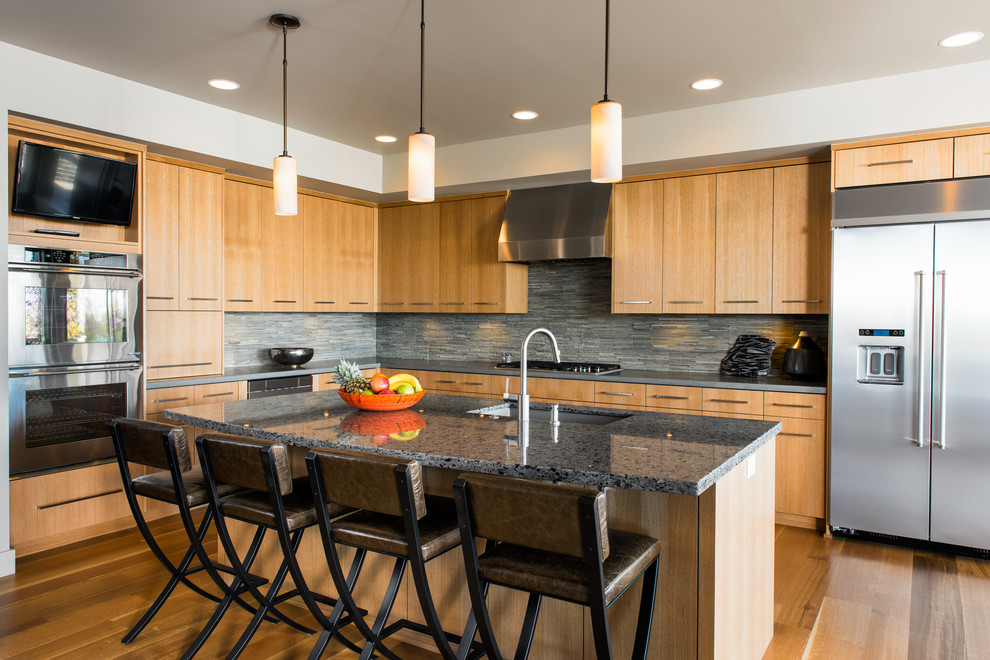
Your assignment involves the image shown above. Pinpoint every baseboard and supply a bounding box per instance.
[0,548,16,577]
[775,512,825,532]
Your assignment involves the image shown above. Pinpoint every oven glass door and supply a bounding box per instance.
[9,364,142,475]
[8,267,141,368]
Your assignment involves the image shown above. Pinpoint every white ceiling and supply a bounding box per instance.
[2,0,990,159]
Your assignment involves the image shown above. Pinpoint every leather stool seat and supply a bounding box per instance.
[132,467,241,507]
[217,477,342,530]
[330,496,460,561]
[478,528,661,605]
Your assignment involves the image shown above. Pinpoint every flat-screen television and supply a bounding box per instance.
[11,141,137,227]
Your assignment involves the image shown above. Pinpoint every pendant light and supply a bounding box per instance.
[408,0,435,202]
[590,0,621,183]
[270,14,300,215]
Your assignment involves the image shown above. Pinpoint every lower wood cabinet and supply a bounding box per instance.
[145,311,223,380]
[145,381,246,465]
[764,392,827,526]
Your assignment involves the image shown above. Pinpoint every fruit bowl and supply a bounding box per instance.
[337,388,424,411]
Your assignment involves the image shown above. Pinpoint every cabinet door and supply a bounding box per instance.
[407,204,440,312]
[595,382,646,410]
[145,310,223,380]
[833,138,953,188]
[144,160,179,310]
[715,169,773,314]
[378,207,411,312]
[775,418,826,519]
[611,180,662,313]
[223,179,263,311]
[469,196,511,312]
[953,133,990,178]
[662,175,715,314]
[701,387,764,416]
[303,195,338,311]
[337,202,377,310]
[772,164,830,314]
[644,385,702,412]
[439,199,473,311]
[262,188,305,312]
[178,167,223,311]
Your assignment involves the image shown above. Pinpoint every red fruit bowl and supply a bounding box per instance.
[337,388,425,411]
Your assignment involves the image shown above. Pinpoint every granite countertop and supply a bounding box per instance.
[148,356,826,394]
[163,391,780,496]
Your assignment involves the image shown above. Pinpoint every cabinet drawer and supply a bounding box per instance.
[764,392,826,420]
[595,382,646,408]
[530,377,596,404]
[145,385,197,415]
[432,372,461,393]
[833,138,953,188]
[458,374,492,396]
[953,134,990,178]
[702,388,764,416]
[194,382,242,405]
[775,418,826,519]
[644,385,702,411]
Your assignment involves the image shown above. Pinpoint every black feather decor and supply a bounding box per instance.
[719,335,776,377]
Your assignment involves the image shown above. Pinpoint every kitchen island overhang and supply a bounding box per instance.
[164,391,779,659]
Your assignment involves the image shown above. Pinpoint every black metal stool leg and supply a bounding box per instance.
[513,592,543,660]
[631,558,659,660]
[308,547,369,660]
[358,557,407,660]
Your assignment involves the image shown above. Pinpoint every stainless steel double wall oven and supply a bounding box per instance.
[8,245,142,474]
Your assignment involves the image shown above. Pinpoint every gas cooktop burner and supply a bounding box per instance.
[494,360,622,375]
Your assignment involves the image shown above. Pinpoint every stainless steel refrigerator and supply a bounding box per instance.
[830,178,990,550]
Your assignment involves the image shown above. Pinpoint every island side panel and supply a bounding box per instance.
[699,440,775,660]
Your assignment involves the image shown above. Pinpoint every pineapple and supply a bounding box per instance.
[333,359,371,394]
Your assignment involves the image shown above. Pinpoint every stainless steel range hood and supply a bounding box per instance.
[497,182,611,262]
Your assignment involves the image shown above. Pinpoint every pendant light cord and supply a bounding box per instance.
[418,0,426,133]
[602,0,610,102]
[282,21,289,156]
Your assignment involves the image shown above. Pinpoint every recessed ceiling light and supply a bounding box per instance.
[375,135,398,143]
[690,78,723,91]
[207,78,240,90]
[939,31,984,48]
[512,110,539,120]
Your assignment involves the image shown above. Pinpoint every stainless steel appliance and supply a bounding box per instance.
[830,179,990,551]
[246,375,314,399]
[8,244,142,474]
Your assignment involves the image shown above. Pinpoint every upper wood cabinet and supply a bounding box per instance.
[715,169,773,314]
[378,204,440,312]
[378,206,411,312]
[772,163,831,314]
[953,133,990,178]
[223,179,264,311]
[303,195,377,312]
[662,175,715,314]
[144,157,223,311]
[611,180,663,314]
[262,190,306,312]
[439,200,473,310]
[832,138,953,188]
[469,195,526,313]
[144,310,223,380]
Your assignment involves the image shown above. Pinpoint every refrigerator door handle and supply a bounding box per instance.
[915,270,926,448]
[934,269,948,449]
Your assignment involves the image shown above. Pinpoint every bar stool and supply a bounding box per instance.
[195,433,359,660]
[452,473,661,660]
[305,447,483,660]
[109,418,257,656]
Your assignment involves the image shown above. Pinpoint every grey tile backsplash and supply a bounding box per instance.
[227,260,828,374]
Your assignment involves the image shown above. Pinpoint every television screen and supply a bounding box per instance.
[11,141,137,227]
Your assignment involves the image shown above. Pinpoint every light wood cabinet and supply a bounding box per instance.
[503,376,596,405]
[833,138,953,188]
[145,310,223,380]
[771,163,831,314]
[595,382,646,410]
[715,169,773,314]
[303,195,377,312]
[144,158,223,311]
[611,180,663,314]
[378,206,411,312]
[764,391,826,524]
[468,195,527,313]
[378,204,440,312]
[439,201,473,310]
[145,382,245,465]
[262,190,306,312]
[223,179,264,311]
[644,384,702,412]
[702,387,765,417]
[953,133,990,178]
[662,175,716,314]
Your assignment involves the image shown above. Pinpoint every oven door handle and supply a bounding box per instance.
[8,264,142,278]
[10,364,143,378]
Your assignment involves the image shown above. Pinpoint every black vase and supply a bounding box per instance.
[783,332,826,380]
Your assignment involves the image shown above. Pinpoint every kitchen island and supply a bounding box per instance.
[165,391,779,660]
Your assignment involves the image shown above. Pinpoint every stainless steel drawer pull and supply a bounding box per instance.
[154,397,190,403]
[147,296,174,300]
[620,301,652,304]
[781,299,822,304]
[771,403,814,409]
[411,302,434,305]
[711,398,747,404]
[778,432,814,438]
[313,301,335,304]
[668,301,703,304]
[473,302,499,305]
[149,362,212,369]
[380,302,404,306]
[464,381,485,386]
[441,302,466,305]
[227,298,254,302]
[867,159,913,167]
[203,392,235,398]
[654,395,689,400]
[39,489,123,509]
[722,300,759,304]
[188,297,218,301]
[273,300,297,304]
[601,391,634,396]
[348,302,370,305]
[436,380,457,384]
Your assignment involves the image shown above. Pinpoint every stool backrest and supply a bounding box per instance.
[111,418,192,473]
[197,434,292,495]
[307,448,426,519]
[454,473,609,560]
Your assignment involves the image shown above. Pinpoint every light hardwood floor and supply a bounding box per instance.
[1,518,989,659]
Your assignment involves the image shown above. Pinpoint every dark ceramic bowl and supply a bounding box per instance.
[270,347,314,367]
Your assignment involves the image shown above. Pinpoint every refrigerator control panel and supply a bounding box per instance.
[857,345,904,384]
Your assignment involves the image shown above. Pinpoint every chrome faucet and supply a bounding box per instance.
[519,327,561,424]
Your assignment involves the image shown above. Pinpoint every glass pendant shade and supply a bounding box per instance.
[590,99,622,183]
[408,131,435,202]
[273,155,298,215]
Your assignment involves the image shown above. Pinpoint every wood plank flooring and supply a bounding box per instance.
[1,519,989,659]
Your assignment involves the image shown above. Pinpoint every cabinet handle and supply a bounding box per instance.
[473,302,499,305]
[33,228,80,237]
[771,403,814,409]
[620,301,652,304]
[411,302,434,306]
[436,379,457,384]
[153,396,191,403]
[313,301,336,305]
[441,302,466,305]
[39,489,123,509]
[380,302,404,306]
[711,398,748,404]
[654,394,689,400]
[668,301,703,304]
[781,299,822,304]
[867,159,913,167]
[188,297,218,301]
[227,298,254,302]
[202,392,235,398]
[464,381,485,386]
[722,300,759,304]
[778,432,814,438]
[601,391,634,397]
[149,362,212,369]
[273,300,297,304]
[348,302,370,305]
[147,296,175,300]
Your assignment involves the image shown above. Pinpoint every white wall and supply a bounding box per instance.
[0,85,11,575]
[383,58,990,193]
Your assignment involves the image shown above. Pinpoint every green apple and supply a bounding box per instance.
[395,383,414,395]
[361,389,374,395]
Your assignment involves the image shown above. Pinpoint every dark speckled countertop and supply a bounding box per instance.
[164,391,780,496]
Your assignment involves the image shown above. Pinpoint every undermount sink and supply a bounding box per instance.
[469,403,629,426]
